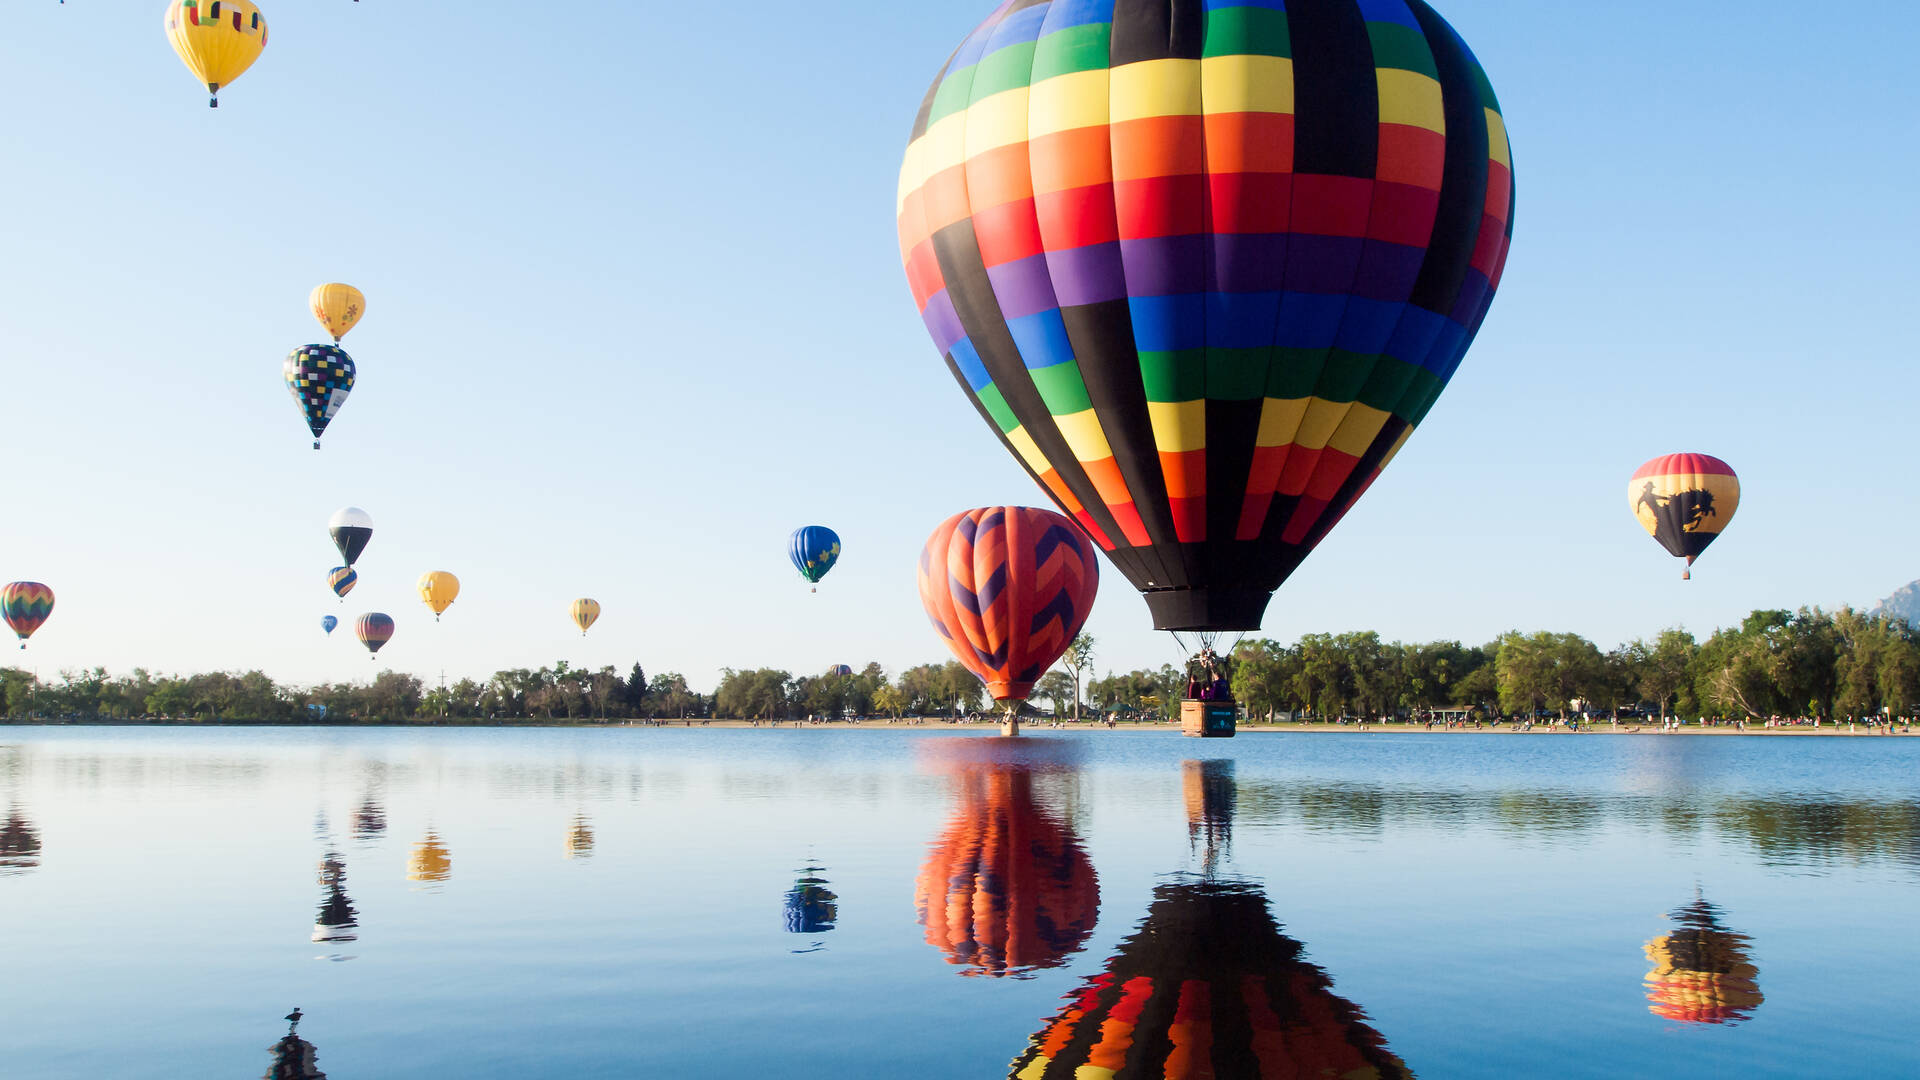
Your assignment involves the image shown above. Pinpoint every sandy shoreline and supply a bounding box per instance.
[619,719,1915,736]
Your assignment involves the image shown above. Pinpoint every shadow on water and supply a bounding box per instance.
[266,1009,325,1079]
[1,805,41,875]
[1644,893,1763,1026]
[1011,759,1410,1078]
[916,738,1098,979]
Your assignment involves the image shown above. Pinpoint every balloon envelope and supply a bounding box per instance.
[321,615,337,635]
[899,0,1515,631]
[327,566,357,599]
[163,0,268,106]
[284,345,355,448]
[789,526,842,584]
[309,283,366,342]
[571,598,601,634]
[918,507,1098,702]
[354,612,393,655]
[329,507,373,566]
[0,582,55,648]
[1629,453,1739,569]
[417,571,460,618]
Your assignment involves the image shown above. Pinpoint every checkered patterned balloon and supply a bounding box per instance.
[899,0,1514,633]
[283,344,356,448]
[918,506,1099,702]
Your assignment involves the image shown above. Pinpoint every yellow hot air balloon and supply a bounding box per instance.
[571,598,600,636]
[417,571,459,621]
[163,0,269,108]
[309,283,366,343]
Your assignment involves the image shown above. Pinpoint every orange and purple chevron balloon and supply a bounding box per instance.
[918,506,1099,701]
[0,582,54,649]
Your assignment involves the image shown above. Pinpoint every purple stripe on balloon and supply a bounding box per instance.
[1119,234,1209,297]
[1043,242,1129,307]
[1209,233,1288,293]
[1350,241,1426,303]
[1283,234,1366,293]
[921,289,965,354]
[1449,270,1491,325]
[985,252,1061,322]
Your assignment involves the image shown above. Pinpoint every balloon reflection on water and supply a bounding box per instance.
[266,1009,327,1080]
[1644,895,1763,1025]
[916,739,1098,978]
[785,864,839,936]
[564,814,595,860]
[311,852,358,945]
[408,831,452,886]
[0,806,41,875]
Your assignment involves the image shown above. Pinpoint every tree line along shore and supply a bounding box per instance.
[2,607,1917,728]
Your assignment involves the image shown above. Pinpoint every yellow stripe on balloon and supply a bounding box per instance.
[1146,400,1206,453]
[1200,55,1295,115]
[1109,59,1201,122]
[1029,69,1111,138]
[1375,69,1446,134]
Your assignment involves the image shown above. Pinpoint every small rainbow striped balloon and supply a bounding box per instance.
[918,506,1099,702]
[1628,453,1739,579]
[354,612,394,658]
[327,565,357,600]
[0,582,54,649]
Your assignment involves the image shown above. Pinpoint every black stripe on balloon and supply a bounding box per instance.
[908,49,956,141]
[1286,0,1378,178]
[1405,2,1491,316]
[1110,0,1204,65]
[929,222,1134,555]
[1057,301,1187,590]
[1204,397,1262,578]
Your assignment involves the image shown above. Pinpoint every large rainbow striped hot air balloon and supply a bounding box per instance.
[354,612,393,658]
[900,0,1514,633]
[917,757,1098,978]
[1,582,55,650]
[1629,453,1739,580]
[918,507,1099,728]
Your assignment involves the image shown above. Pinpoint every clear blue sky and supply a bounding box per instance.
[1,1,1915,690]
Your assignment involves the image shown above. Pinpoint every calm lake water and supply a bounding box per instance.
[2,726,1915,1078]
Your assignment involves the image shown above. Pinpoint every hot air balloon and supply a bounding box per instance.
[784,863,839,935]
[353,612,393,658]
[571,598,600,636]
[328,507,373,566]
[163,0,268,108]
[1009,878,1412,1079]
[0,583,55,649]
[285,345,355,450]
[309,283,366,343]
[327,566,357,600]
[1644,894,1763,1025]
[408,831,451,884]
[899,0,1514,637]
[918,507,1098,734]
[1629,453,1739,580]
[789,526,841,592]
[417,571,459,621]
[916,755,1098,977]
[320,615,337,636]
[826,664,853,677]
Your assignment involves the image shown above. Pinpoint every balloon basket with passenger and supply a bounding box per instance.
[1179,640,1237,738]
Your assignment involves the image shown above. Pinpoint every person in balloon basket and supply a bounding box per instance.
[1186,648,1231,702]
